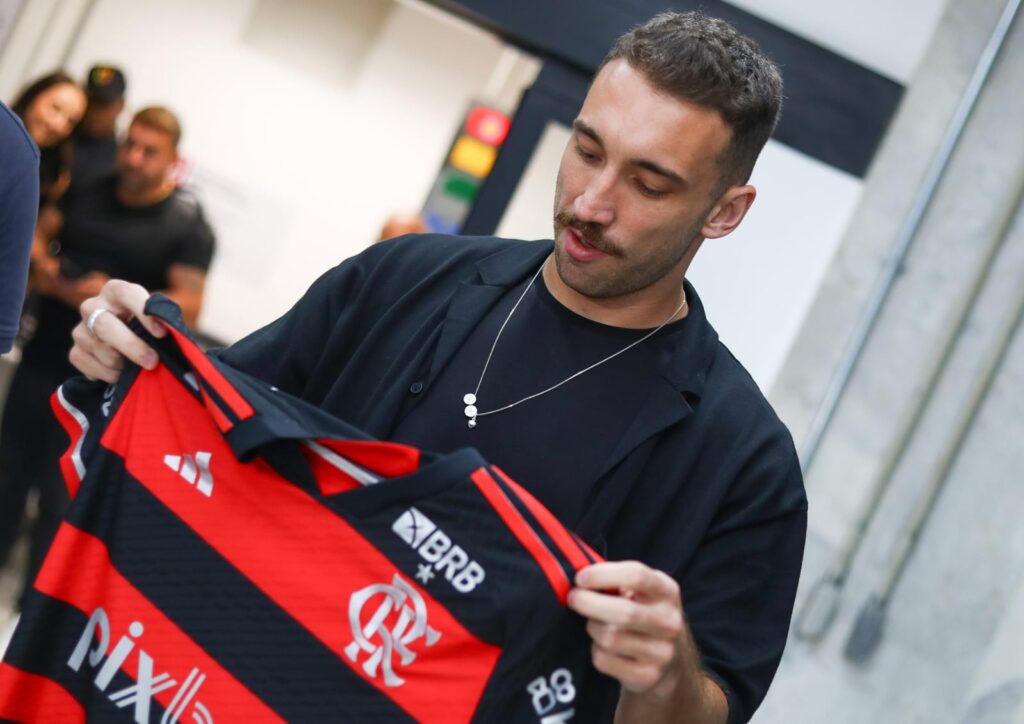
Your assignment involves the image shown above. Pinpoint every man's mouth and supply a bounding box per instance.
[563,227,611,262]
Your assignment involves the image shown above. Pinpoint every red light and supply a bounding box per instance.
[465,106,510,146]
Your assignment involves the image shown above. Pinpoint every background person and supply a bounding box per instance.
[377,211,427,242]
[0,101,40,355]
[0,106,215,609]
[10,71,86,207]
[70,64,127,191]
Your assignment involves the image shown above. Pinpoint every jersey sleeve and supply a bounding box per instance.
[48,371,135,499]
[212,238,401,395]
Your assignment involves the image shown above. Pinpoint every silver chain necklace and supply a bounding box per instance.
[462,260,687,428]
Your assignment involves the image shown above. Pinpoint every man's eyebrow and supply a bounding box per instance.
[635,159,685,186]
[573,119,603,145]
[572,119,686,186]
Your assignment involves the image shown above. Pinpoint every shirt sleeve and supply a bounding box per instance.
[0,104,40,354]
[680,446,806,724]
[171,200,216,271]
[213,249,376,396]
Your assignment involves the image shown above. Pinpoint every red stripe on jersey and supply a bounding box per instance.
[469,468,572,604]
[162,324,254,422]
[0,663,85,723]
[314,439,421,478]
[101,375,501,723]
[200,385,234,434]
[302,443,364,494]
[50,386,87,499]
[33,523,279,722]
[491,466,599,573]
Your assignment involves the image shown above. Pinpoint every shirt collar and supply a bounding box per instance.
[473,239,719,400]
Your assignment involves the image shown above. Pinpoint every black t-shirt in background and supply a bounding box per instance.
[26,174,215,365]
[69,134,118,192]
[391,273,686,529]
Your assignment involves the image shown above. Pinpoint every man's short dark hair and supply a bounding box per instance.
[601,11,783,190]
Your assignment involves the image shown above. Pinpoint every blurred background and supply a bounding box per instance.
[2,1,1023,721]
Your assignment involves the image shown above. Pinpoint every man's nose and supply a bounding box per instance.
[574,172,616,226]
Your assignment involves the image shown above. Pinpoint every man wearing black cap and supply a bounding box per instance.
[70,64,127,190]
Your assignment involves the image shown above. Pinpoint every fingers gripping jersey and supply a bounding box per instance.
[0,296,602,723]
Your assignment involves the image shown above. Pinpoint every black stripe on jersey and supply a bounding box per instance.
[134,318,240,428]
[65,452,415,723]
[485,467,582,585]
[5,589,172,723]
[573,533,600,565]
[332,477,560,646]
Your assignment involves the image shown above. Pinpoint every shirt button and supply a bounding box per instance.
[409,381,424,394]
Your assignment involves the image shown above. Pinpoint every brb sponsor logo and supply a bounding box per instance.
[68,607,212,723]
[345,573,440,688]
[392,507,485,592]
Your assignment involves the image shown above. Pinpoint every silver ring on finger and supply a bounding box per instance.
[85,308,112,338]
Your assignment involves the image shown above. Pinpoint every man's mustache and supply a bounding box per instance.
[554,210,622,256]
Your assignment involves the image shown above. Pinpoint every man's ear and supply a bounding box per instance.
[702,185,756,240]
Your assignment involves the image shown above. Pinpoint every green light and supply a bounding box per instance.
[444,174,479,202]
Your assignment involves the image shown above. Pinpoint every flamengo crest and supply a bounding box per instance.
[345,573,440,687]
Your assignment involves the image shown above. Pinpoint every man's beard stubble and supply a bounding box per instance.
[551,208,700,300]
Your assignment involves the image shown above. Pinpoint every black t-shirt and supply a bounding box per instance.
[69,133,118,192]
[25,174,215,364]
[392,273,685,529]
[56,173,214,288]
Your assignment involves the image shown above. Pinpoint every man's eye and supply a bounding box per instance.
[575,145,599,162]
[635,181,666,198]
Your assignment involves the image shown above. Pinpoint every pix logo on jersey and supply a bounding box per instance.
[392,507,486,593]
[68,606,212,724]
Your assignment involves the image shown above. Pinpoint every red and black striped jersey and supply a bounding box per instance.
[0,296,602,723]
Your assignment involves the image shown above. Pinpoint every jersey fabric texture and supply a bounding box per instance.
[0,100,39,353]
[215,233,808,723]
[0,296,601,723]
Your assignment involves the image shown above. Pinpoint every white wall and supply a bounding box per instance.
[724,0,949,83]
[62,0,522,342]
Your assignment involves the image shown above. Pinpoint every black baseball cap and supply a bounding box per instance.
[86,65,126,104]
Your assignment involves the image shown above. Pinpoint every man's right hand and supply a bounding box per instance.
[69,280,168,384]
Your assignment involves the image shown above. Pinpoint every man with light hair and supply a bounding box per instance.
[0,105,215,611]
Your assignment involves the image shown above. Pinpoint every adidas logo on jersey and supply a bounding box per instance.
[163,452,214,496]
[392,507,486,593]
[68,607,213,724]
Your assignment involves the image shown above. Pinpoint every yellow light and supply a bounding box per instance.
[449,136,497,178]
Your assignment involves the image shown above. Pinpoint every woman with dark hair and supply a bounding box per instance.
[10,72,87,313]
[10,71,86,205]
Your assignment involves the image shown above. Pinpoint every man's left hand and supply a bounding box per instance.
[568,560,727,723]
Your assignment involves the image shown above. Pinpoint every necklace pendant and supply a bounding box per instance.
[463,393,477,405]
[464,401,478,429]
